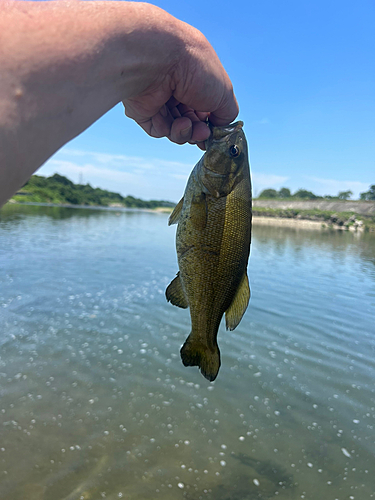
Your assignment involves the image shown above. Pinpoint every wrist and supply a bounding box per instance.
[111,2,186,101]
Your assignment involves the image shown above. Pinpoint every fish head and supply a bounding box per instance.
[201,121,248,197]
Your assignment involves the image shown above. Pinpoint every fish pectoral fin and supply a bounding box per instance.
[225,272,250,331]
[165,272,189,309]
[168,197,184,226]
[190,192,207,230]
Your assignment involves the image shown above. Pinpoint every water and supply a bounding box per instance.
[0,204,374,500]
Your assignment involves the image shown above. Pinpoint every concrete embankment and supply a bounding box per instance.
[252,216,325,230]
[253,200,375,216]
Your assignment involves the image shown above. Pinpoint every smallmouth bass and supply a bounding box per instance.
[166,121,252,381]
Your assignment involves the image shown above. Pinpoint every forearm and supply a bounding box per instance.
[0,1,182,205]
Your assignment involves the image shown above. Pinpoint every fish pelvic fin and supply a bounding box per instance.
[166,272,189,309]
[180,335,221,382]
[168,197,184,226]
[225,272,250,331]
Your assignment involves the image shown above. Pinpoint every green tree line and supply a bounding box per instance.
[13,174,175,208]
[258,185,375,201]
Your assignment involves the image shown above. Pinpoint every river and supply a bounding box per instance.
[1,204,374,500]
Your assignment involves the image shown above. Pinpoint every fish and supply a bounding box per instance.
[166,121,252,381]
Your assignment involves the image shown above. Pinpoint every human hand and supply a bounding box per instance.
[0,1,238,206]
[123,19,239,150]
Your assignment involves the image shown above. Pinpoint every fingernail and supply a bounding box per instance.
[180,125,192,137]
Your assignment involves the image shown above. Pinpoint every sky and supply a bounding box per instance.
[38,0,375,202]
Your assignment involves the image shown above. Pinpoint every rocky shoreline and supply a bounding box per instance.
[252,211,369,232]
[253,199,375,216]
[252,215,367,232]
[252,200,375,233]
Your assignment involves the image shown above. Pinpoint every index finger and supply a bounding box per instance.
[207,90,239,127]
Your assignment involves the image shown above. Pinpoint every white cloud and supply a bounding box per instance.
[251,118,269,125]
[60,149,192,173]
[251,172,289,197]
[37,149,193,202]
[306,176,370,199]
[38,148,293,202]
[43,158,143,186]
[172,174,190,181]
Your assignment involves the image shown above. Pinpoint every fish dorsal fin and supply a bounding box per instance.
[225,272,250,331]
[165,272,189,309]
[168,197,184,226]
[190,192,207,230]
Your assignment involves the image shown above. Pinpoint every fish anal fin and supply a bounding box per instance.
[180,334,220,382]
[225,272,250,331]
[165,272,189,309]
[190,192,207,230]
[168,197,184,226]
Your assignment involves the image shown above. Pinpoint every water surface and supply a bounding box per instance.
[1,204,374,500]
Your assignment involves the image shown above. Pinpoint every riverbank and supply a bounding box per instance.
[252,216,368,232]
[5,200,173,214]
[253,205,375,232]
[11,173,175,210]
[253,199,375,216]
[5,200,375,233]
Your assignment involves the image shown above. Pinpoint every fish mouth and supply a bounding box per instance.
[206,121,244,147]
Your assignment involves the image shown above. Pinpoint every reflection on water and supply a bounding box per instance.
[0,204,374,500]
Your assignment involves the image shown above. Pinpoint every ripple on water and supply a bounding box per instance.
[0,206,375,499]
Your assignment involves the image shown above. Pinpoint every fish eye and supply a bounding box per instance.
[229,145,240,157]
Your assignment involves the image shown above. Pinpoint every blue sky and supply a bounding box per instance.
[38,0,375,201]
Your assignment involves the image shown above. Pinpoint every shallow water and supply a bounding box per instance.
[0,204,374,500]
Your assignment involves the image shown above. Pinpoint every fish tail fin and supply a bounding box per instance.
[180,335,220,382]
